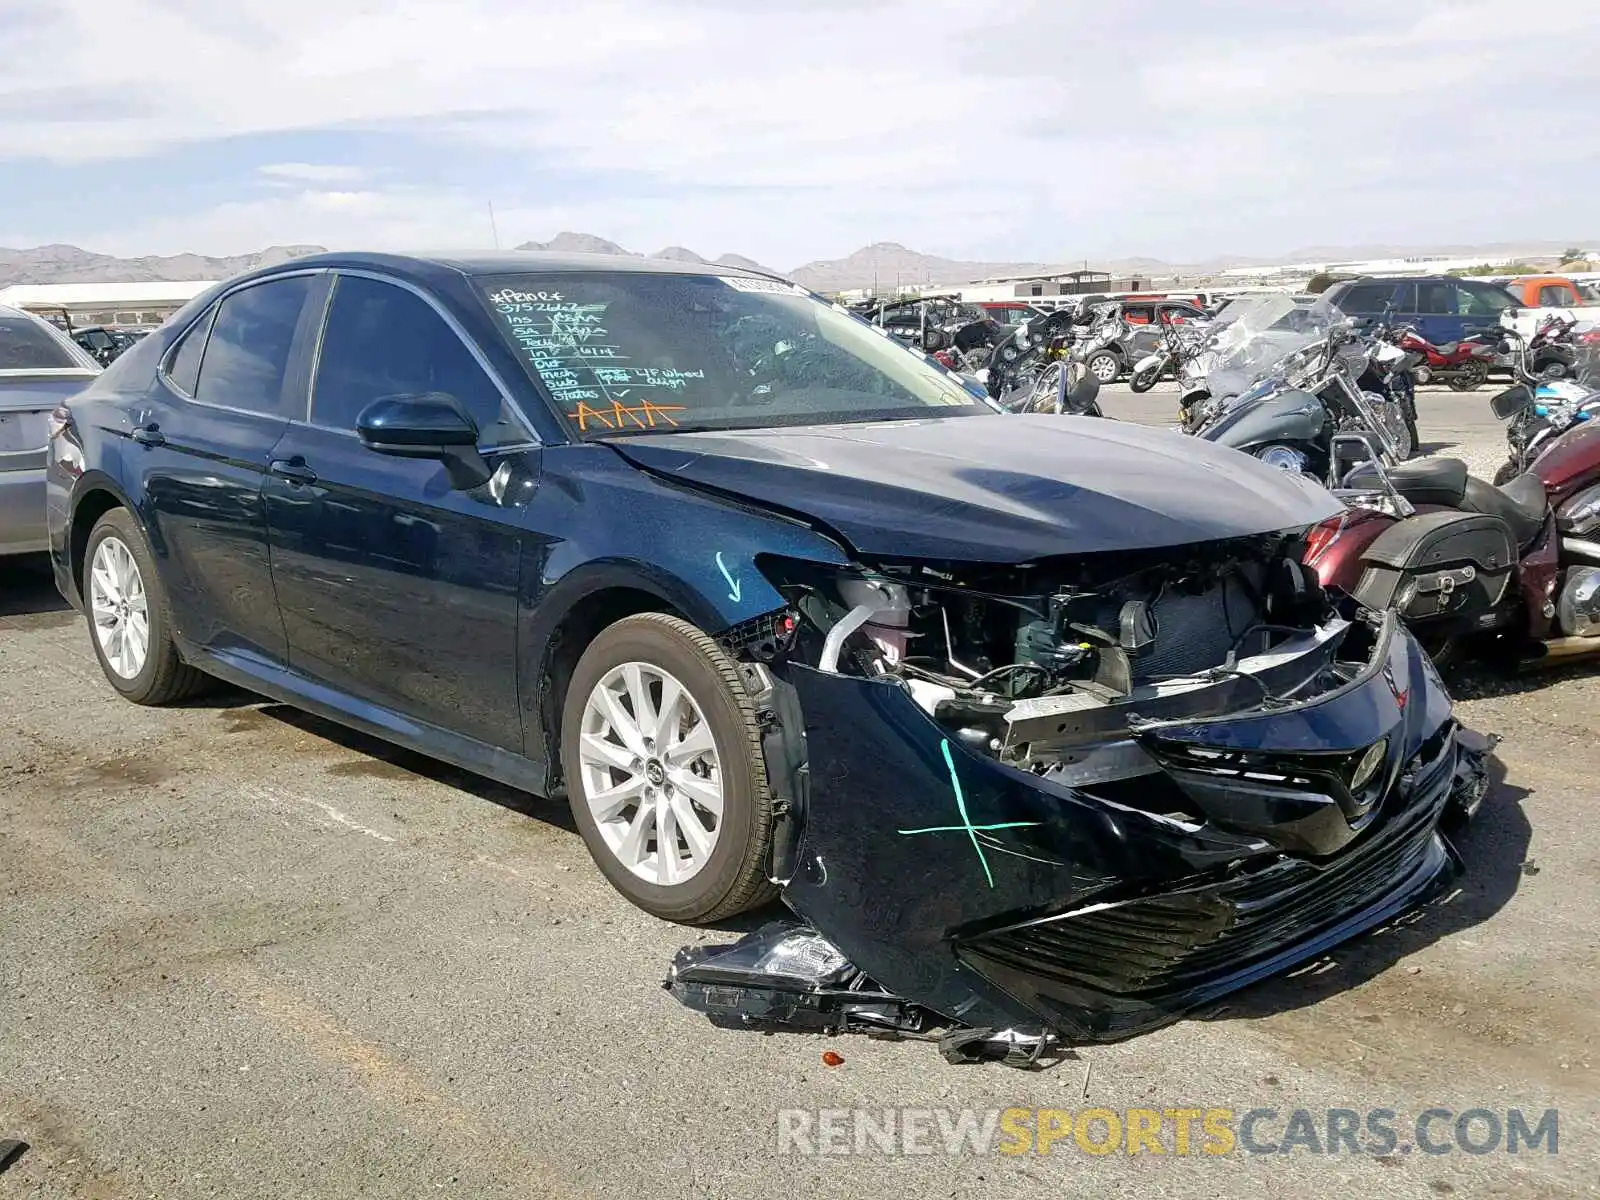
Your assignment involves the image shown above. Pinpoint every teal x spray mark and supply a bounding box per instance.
[896,739,1042,888]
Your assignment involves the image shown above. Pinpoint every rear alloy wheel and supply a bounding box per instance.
[83,509,209,704]
[562,613,777,924]
[1085,350,1121,384]
[1449,360,1489,392]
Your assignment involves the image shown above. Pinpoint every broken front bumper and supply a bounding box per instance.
[766,613,1491,1043]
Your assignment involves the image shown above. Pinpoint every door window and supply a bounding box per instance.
[1456,282,1518,316]
[1416,281,1458,316]
[193,277,314,416]
[311,275,529,449]
[1538,284,1575,308]
[1332,282,1397,314]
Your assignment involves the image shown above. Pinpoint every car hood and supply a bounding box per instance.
[603,414,1343,561]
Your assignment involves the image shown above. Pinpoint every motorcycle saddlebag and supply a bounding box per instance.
[1350,511,1515,625]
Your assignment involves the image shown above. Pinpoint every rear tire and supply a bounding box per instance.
[1449,361,1489,392]
[1085,350,1121,384]
[561,613,778,925]
[82,509,209,705]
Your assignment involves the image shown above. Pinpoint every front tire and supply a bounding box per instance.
[561,613,778,924]
[1128,363,1161,393]
[82,509,209,705]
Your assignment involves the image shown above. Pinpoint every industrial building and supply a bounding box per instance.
[0,280,216,330]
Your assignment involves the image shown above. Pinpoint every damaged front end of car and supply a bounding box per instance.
[667,527,1495,1054]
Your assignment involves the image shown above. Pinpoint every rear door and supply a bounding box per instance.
[1327,281,1401,328]
[261,271,537,752]
[1455,280,1521,341]
[1413,280,1463,344]
[130,273,325,664]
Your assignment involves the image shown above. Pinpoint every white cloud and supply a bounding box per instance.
[257,162,366,184]
[2,0,1597,262]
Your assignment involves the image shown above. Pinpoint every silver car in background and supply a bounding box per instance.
[1,305,100,557]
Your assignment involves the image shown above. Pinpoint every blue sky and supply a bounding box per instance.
[0,0,1596,268]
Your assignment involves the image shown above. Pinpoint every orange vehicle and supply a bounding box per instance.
[1502,275,1599,310]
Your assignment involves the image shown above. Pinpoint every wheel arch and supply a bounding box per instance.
[524,561,725,789]
[64,472,143,606]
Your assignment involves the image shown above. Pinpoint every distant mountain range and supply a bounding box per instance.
[2,234,1592,293]
[0,243,325,286]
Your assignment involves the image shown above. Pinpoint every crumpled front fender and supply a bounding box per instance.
[779,616,1467,1037]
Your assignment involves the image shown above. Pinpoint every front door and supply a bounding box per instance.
[261,272,539,752]
[130,273,324,665]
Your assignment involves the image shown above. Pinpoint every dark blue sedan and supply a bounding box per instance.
[46,251,1490,1041]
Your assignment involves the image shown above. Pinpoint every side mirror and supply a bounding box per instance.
[356,393,493,490]
[1490,384,1533,420]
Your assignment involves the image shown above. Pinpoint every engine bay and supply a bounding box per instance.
[753,533,1370,772]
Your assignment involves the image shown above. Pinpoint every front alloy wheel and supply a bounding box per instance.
[577,661,724,887]
[561,613,778,924]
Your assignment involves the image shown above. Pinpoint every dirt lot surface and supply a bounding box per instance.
[2,388,1596,1199]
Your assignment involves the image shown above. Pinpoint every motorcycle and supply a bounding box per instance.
[1176,295,1316,431]
[1486,328,1600,484]
[1307,330,1600,667]
[1003,357,1104,416]
[1128,320,1210,393]
[1395,326,1498,392]
[860,294,1005,373]
[980,312,1101,415]
[1195,329,1414,480]
[1523,311,1582,382]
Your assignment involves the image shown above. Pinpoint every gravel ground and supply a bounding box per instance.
[1,389,1595,1199]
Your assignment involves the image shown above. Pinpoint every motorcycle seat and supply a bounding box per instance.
[1344,458,1546,546]
[1347,456,1467,506]
[1431,341,1459,356]
[1460,472,1547,548]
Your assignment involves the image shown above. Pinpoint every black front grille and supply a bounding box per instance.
[958,756,1453,1001]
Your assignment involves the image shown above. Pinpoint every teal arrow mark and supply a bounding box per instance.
[715,551,742,603]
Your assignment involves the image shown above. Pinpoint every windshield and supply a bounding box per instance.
[480,272,989,437]
[0,313,91,371]
[1197,296,1338,396]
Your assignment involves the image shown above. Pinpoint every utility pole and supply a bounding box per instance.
[487,201,501,249]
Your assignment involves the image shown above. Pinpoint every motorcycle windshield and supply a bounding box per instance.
[1201,298,1337,397]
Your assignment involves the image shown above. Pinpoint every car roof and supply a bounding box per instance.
[274,249,780,283]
